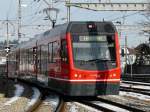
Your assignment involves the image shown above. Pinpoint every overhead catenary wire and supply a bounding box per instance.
[109,11,142,21]
[22,0,43,22]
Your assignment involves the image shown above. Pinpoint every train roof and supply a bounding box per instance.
[16,21,116,50]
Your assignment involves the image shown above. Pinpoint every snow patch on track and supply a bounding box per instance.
[93,101,129,112]
[43,95,59,111]
[27,87,41,107]
[120,91,150,101]
[74,102,101,112]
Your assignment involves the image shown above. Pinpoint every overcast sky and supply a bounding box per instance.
[0,0,149,47]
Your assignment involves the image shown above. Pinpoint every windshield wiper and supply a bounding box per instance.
[86,59,115,62]
[86,59,101,62]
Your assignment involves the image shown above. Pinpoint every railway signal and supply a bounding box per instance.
[5,46,10,78]
[5,47,11,53]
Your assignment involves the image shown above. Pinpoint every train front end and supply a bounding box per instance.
[66,22,121,96]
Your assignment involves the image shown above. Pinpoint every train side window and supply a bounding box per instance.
[49,41,57,63]
[61,40,68,63]
[29,48,33,65]
[48,43,52,63]
[33,47,37,65]
[53,42,57,63]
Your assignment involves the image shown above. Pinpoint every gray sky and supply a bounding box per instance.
[0,0,149,47]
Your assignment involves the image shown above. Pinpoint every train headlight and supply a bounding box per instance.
[74,74,78,78]
[113,74,116,77]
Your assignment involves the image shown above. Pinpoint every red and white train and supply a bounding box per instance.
[9,21,121,96]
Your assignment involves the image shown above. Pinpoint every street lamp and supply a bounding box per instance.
[43,7,59,28]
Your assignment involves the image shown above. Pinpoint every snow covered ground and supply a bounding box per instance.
[120,91,150,101]
[67,102,100,112]
[93,101,129,112]
[4,84,24,105]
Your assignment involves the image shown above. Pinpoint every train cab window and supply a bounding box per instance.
[61,40,68,63]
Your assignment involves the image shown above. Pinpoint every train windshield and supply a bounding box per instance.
[72,35,117,70]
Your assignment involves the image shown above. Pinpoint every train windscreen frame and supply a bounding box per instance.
[71,34,117,71]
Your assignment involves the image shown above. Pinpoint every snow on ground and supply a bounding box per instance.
[102,95,130,103]
[120,91,150,101]
[43,95,59,111]
[121,83,150,90]
[26,87,41,107]
[4,84,24,105]
[74,102,101,112]
[93,101,129,112]
[69,104,78,112]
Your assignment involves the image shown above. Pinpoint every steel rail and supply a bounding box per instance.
[55,97,65,112]
[120,86,150,96]
[121,81,150,86]
[96,97,145,112]
[78,101,116,112]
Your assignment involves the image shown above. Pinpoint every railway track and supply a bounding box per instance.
[55,97,65,112]
[121,80,150,86]
[6,77,149,112]
[121,81,150,96]
[77,97,145,112]
[75,84,150,112]
[17,82,150,112]
[122,74,150,82]
[120,86,150,96]
[27,90,65,112]
[14,78,64,112]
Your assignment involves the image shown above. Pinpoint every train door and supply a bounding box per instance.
[16,49,20,77]
[25,49,29,75]
[48,41,57,77]
[48,42,53,77]
[40,45,49,85]
[33,46,38,79]
[28,48,34,75]
[53,41,61,78]
[16,50,19,74]
[37,46,41,75]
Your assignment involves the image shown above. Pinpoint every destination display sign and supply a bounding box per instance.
[79,36,107,42]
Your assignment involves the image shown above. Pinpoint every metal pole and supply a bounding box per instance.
[52,21,56,28]
[66,0,70,22]
[6,54,8,78]
[125,36,127,75]
[43,0,51,6]
[6,19,9,48]
[131,63,132,78]
[18,0,21,41]
[6,19,9,78]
